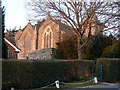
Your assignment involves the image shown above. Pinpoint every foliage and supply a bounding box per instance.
[5,29,16,37]
[2,59,93,89]
[54,34,116,60]
[53,35,78,59]
[82,34,114,60]
[2,6,8,59]
[102,41,120,58]
[96,58,120,82]
[52,46,66,59]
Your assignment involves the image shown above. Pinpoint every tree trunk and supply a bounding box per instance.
[77,37,82,59]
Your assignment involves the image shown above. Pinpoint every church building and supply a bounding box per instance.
[15,17,72,59]
[15,16,104,59]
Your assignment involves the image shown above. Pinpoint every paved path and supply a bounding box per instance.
[65,84,120,90]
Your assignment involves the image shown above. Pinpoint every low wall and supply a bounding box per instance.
[28,48,55,60]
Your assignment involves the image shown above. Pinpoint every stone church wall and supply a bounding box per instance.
[28,48,55,60]
[38,18,62,50]
[15,23,37,59]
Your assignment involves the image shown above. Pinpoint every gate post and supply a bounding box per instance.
[92,65,94,79]
[100,64,102,82]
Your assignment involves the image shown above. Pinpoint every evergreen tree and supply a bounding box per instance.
[83,34,114,60]
[2,6,7,59]
[0,1,1,58]
[53,35,78,59]
[102,34,120,58]
[5,29,16,37]
[54,34,116,60]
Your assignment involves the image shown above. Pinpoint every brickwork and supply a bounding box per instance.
[7,43,17,59]
[4,38,19,59]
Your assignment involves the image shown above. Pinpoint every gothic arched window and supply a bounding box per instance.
[43,26,52,49]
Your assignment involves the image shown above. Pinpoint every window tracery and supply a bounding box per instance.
[42,26,53,49]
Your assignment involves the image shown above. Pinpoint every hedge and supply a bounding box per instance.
[2,59,93,89]
[96,58,120,83]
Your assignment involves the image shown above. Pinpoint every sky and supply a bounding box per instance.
[2,0,28,30]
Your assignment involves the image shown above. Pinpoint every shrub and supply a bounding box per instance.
[53,35,78,59]
[2,59,93,89]
[102,41,120,58]
[96,58,120,83]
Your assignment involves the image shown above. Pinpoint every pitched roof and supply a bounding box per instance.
[14,30,22,40]
[4,38,20,52]
[5,36,16,46]
[14,23,35,41]
[41,17,74,34]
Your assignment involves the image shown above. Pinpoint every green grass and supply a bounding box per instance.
[20,82,108,90]
[39,82,107,89]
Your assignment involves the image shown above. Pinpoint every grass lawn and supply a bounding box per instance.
[39,82,107,89]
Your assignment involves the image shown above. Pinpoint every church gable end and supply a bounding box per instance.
[38,18,60,50]
[15,23,37,59]
[15,30,22,41]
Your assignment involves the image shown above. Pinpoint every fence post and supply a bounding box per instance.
[94,77,98,84]
[92,65,94,79]
[55,80,60,88]
[11,87,14,90]
[100,64,102,82]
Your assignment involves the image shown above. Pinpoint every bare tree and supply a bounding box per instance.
[95,1,120,34]
[27,0,120,59]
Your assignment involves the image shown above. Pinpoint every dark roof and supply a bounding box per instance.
[51,18,73,34]
[5,36,16,46]
[4,38,20,52]
[43,17,73,34]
